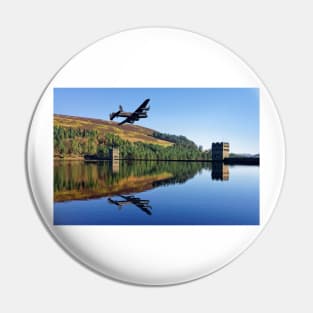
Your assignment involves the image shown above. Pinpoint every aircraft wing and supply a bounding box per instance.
[133,98,150,114]
[118,116,134,125]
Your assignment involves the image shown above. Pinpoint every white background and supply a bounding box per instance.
[0,0,311,312]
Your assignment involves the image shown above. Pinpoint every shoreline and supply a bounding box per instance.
[54,157,259,165]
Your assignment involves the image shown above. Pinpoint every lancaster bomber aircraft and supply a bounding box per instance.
[109,98,150,125]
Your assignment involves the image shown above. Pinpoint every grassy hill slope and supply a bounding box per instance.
[54,114,211,161]
[54,114,172,147]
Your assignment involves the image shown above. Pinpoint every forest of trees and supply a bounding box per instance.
[152,131,199,149]
[54,126,212,160]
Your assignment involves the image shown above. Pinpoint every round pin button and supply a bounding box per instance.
[27,28,285,285]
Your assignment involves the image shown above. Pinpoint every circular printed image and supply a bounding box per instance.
[27,28,285,285]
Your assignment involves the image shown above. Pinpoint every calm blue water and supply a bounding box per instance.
[54,161,259,225]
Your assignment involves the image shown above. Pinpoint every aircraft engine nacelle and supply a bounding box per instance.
[138,113,147,118]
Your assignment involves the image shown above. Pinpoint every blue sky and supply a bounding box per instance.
[54,88,259,154]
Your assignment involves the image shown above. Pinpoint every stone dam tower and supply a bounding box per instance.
[109,147,119,160]
[211,142,230,161]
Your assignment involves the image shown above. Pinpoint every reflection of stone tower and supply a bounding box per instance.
[211,142,230,161]
[109,147,119,160]
[112,160,120,173]
[110,147,119,173]
[212,162,229,181]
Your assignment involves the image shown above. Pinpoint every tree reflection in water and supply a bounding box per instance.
[54,160,211,202]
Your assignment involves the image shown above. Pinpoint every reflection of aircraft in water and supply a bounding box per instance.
[109,99,150,125]
[211,162,229,181]
[108,194,152,215]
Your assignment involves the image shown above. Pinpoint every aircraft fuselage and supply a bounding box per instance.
[117,112,147,118]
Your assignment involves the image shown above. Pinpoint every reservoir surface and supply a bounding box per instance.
[54,160,259,225]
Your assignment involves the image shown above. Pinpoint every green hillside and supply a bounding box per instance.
[54,114,211,160]
[54,114,172,147]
